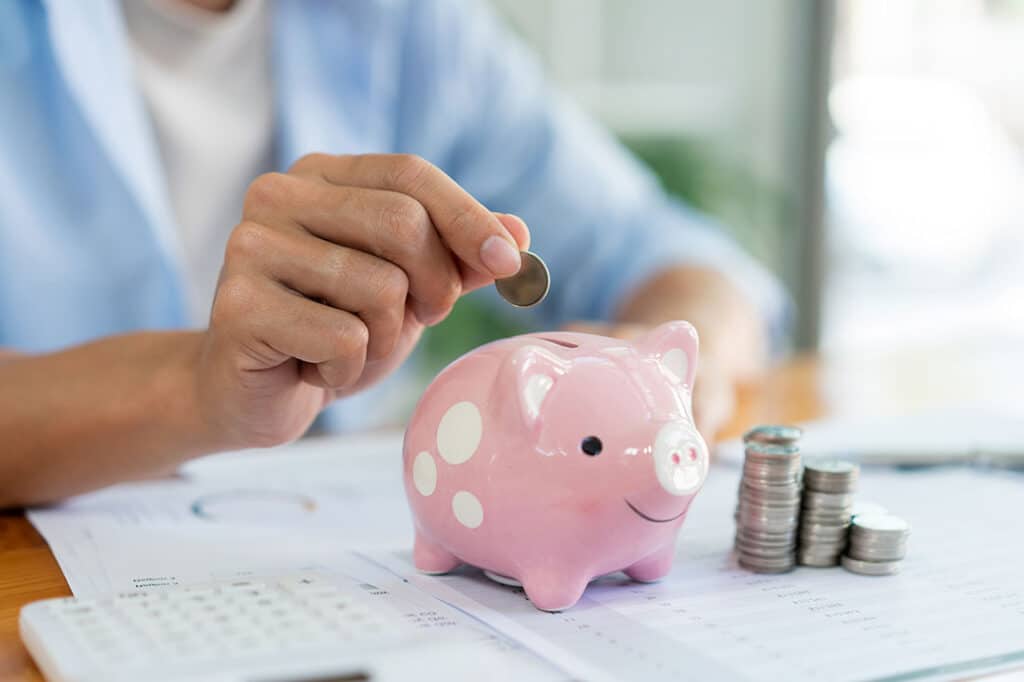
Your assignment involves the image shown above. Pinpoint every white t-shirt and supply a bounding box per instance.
[120,0,274,323]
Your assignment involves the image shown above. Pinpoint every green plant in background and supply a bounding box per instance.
[417,294,528,379]
[417,134,790,379]
[621,134,792,272]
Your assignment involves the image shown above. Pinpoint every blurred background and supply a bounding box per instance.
[420,0,1024,385]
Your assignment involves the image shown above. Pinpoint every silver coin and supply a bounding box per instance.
[742,469,802,485]
[802,491,855,510]
[840,555,903,576]
[740,495,802,509]
[804,459,858,476]
[847,547,906,562]
[805,479,858,494]
[850,514,910,536]
[738,506,800,522]
[743,460,803,474]
[742,480,802,494]
[798,554,840,568]
[849,542,908,559]
[803,460,859,493]
[736,527,798,542]
[741,478,802,493]
[798,536,847,548]
[802,503,851,516]
[798,547,842,562]
[847,537,908,552]
[736,541,796,558]
[495,251,550,307]
[743,425,803,445]
[799,525,849,541]
[738,543,797,557]
[738,554,796,574]
[740,520,799,534]
[744,442,800,459]
[742,490,802,507]
[799,520,850,531]
[847,533,908,546]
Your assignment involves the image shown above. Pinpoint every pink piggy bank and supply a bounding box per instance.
[402,320,709,611]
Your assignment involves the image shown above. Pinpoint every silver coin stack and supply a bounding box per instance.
[734,425,803,574]
[797,460,859,567]
[841,514,910,576]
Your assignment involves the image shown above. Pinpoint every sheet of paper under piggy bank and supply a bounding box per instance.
[402,320,709,611]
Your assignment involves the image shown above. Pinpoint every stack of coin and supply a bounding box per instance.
[797,459,859,567]
[734,426,803,574]
[841,514,910,576]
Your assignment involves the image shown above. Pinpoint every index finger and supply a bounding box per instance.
[291,153,529,279]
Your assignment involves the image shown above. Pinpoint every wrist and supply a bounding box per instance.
[154,331,233,458]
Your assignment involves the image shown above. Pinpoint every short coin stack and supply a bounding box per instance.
[841,514,910,576]
[734,426,803,574]
[797,460,859,567]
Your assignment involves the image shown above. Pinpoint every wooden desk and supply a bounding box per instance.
[0,349,1007,680]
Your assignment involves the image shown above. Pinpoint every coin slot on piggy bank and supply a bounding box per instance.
[402,321,709,612]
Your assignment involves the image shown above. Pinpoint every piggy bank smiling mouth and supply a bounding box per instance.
[625,499,687,523]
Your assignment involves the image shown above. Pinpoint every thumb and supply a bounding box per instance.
[495,213,531,251]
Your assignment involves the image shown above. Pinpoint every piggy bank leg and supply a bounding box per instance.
[413,533,461,575]
[624,545,676,583]
[521,571,589,612]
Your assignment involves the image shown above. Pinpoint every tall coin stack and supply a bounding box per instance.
[797,460,859,567]
[734,426,803,574]
[841,514,910,576]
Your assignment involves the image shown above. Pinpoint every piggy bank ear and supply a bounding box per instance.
[504,345,569,427]
[637,320,699,389]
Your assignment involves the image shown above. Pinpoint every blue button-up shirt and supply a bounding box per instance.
[0,0,787,427]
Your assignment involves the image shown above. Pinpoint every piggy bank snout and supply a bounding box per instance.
[652,421,708,496]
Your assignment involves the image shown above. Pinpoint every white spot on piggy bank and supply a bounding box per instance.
[412,451,437,496]
[452,491,484,528]
[436,401,482,464]
[403,321,709,612]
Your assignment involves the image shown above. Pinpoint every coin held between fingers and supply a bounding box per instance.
[496,251,550,307]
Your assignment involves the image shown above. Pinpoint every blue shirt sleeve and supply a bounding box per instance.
[391,0,792,349]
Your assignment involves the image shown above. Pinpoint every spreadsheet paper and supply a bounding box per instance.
[27,432,1024,681]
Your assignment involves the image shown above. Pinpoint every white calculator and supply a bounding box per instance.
[20,572,476,682]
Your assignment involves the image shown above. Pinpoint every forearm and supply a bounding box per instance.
[0,331,217,508]
[615,266,768,382]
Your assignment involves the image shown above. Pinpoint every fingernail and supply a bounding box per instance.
[480,235,522,278]
[412,299,448,327]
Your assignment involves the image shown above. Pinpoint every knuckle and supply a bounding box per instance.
[243,172,291,216]
[435,272,462,311]
[225,221,271,263]
[288,152,332,174]
[333,318,369,359]
[317,361,353,389]
[448,204,489,238]
[211,274,257,324]
[386,154,432,192]
[378,196,429,247]
[374,265,410,308]
[320,247,353,283]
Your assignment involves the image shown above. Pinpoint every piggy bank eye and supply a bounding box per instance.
[580,436,603,456]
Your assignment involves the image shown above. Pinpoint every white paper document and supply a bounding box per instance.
[28,431,1024,681]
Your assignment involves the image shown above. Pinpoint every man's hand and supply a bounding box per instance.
[0,153,533,507]
[196,153,530,449]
